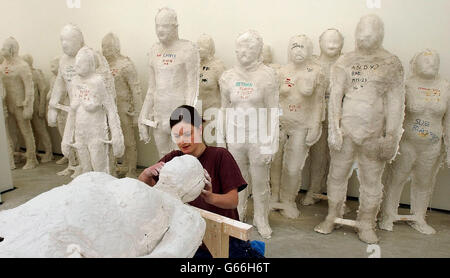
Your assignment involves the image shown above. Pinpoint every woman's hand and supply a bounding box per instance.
[201,169,215,205]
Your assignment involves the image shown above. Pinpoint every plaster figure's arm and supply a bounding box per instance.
[138,61,156,144]
[383,58,405,161]
[444,90,450,167]
[35,70,48,118]
[217,73,231,147]
[48,67,66,127]
[0,80,7,117]
[263,70,280,155]
[19,65,35,120]
[100,79,125,158]
[184,43,200,106]
[124,61,143,125]
[306,70,326,146]
[327,65,347,151]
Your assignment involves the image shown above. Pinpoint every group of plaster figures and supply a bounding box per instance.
[0,7,448,244]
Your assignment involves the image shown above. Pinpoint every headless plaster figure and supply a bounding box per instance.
[379,49,450,235]
[219,30,279,239]
[262,44,281,71]
[22,54,54,163]
[303,29,344,206]
[0,55,15,169]
[314,15,405,244]
[0,155,206,258]
[139,7,200,157]
[197,34,225,145]
[65,46,124,175]
[270,35,326,218]
[0,37,39,169]
[102,33,143,178]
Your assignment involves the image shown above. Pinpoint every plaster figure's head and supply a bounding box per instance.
[60,24,85,57]
[319,28,344,58]
[155,155,206,203]
[102,33,120,61]
[170,105,204,154]
[355,14,384,52]
[410,49,440,79]
[22,54,33,67]
[197,34,215,61]
[50,57,60,75]
[235,30,264,67]
[155,7,179,45]
[75,46,96,77]
[1,37,19,59]
[262,45,273,65]
[288,35,313,65]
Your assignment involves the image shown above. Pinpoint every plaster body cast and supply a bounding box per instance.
[0,155,206,258]
[314,15,405,244]
[0,55,15,169]
[102,33,143,178]
[0,37,39,169]
[139,7,199,157]
[380,49,450,235]
[303,29,344,206]
[270,35,326,219]
[219,30,279,239]
[22,54,54,163]
[67,46,124,175]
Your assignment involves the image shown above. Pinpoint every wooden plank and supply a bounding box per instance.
[202,218,227,258]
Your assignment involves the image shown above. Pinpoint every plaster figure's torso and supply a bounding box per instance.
[149,40,197,120]
[31,69,44,112]
[403,78,450,146]
[109,56,136,114]
[0,60,30,113]
[338,50,403,143]
[199,58,225,111]
[279,62,323,129]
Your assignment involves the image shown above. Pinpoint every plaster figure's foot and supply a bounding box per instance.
[57,166,73,176]
[357,228,379,244]
[40,153,54,163]
[22,159,38,170]
[10,164,16,170]
[314,219,335,234]
[378,216,394,231]
[254,217,272,239]
[56,157,68,165]
[280,202,300,219]
[302,192,320,206]
[409,220,436,235]
[70,166,83,179]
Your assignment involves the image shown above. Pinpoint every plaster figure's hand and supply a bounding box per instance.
[379,134,397,161]
[201,169,215,205]
[112,136,125,158]
[142,161,165,179]
[138,123,150,144]
[47,108,58,127]
[306,125,322,147]
[329,127,343,151]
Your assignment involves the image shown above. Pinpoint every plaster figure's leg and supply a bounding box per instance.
[408,146,441,235]
[31,116,53,163]
[120,114,138,178]
[228,143,250,222]
[153,126,174,158]
[75,145,93,175]
[269,128,287,207]
[315,136,354,234]
[88,141,109,174]
[303,123,330,205]
[15,109,38,169]
[379,143,415,231]
[56,112,69,165]
[4,116,16,170]
[249,145,272,239]
[279,129,309,219]
[356,150,385,244]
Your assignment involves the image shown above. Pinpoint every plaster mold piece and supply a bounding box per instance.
[0,155,206,258]
[0,37,39,169]
[303,28,344,206]
[139,7,200,157]
[262,44,281,71]
[379,49,450,235]
[65,46,124,175]
[314,15,405,244]
[102,33,143,178]
[270,35,326,219]
[219,30,279,239]
[22,54,54,163]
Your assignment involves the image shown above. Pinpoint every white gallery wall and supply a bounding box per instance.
[0,0,449,208]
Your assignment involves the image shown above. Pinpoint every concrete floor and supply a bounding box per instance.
[1,156,450,258]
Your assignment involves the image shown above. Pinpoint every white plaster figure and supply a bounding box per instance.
[270,35,326,218]
[139,7,200,157]
[219,30,279,239]
[0,37,39,169]
[262,44,281,71]
[303,28,344,206]
[379,49,450,235]
[65,46,124,175]
[314,15,405,244]
[22,54,54,163]
[0,54,15,170]
[0,155,207,258]
[102,33,143,178]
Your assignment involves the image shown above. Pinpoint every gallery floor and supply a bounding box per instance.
[1,157,450,258]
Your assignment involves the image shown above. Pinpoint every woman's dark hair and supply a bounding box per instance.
[169,105,204,129]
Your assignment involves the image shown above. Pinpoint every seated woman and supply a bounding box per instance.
[139,105,263,258]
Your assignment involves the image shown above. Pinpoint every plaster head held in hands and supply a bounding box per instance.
[60,24,85,57]
[155,155,206,203]
[155,7,179,46]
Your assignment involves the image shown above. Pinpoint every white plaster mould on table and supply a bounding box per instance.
[0,155,206,258]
